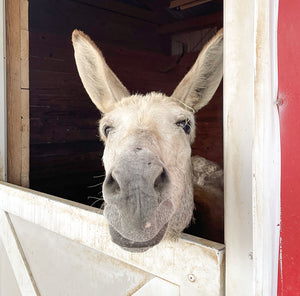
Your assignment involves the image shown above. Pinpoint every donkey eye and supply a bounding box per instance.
[104,126,113,137]
[176,119,191,135]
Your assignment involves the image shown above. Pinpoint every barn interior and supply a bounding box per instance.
[29,0,223,242]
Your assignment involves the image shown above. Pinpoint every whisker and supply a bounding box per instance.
[88,183,102,188]
[93,175,105,179]
[88,195,104,207]
[87,196,104,201]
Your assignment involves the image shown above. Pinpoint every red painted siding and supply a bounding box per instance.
[277,0,300,294]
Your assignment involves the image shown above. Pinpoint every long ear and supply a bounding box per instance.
[172,29,223,112]
[72,30,130,113]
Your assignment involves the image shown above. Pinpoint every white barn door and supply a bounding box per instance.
[0,182,225,296]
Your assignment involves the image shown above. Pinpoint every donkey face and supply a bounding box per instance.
[72,29,223,252]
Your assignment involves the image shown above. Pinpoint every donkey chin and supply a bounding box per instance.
[103,175,176,252]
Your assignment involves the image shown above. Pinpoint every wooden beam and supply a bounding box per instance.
[0,0,6,181]
[170,0,212,9]
[6,0,29,187]
[180,0,212,10]
[0,210,40,295]
[70,0,164,24]
[159,11,223,34]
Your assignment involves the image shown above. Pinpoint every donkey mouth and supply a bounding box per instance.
[108,223,168,252]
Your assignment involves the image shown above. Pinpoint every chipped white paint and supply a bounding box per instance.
[0,211,39,296]
[0,182,225,296]
[0,0,6,182]
[224,0,280,295]
[252,0,281,295]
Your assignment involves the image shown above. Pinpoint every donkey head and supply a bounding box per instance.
[72,29,223,252]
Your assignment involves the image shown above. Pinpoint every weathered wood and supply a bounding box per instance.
[10,214,152,296]
[0,210,40,296]
[6,0,22,185]
[6,0,29,186]
[224,1,281,294]
[0,182,225,296]
[21,29,29,89]
[0,0,6,181]
[21,90,30,187]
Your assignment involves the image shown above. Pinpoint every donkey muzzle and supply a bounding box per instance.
[103,148,174,248]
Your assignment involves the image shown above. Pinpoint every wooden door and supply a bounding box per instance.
[0,182,225,296]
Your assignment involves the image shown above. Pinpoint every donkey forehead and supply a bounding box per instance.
[101,92,193,125]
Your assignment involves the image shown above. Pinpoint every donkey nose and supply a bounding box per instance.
[154,168,169,192]
[103,150,170,205]
[104,173,120,196]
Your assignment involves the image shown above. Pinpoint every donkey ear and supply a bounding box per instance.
[72,30,130,113]
[172,29,223,112]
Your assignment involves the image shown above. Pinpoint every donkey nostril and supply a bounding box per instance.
[154,168,169,191]
[105,173,120,195]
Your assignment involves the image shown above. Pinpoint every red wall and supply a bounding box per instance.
[277,0,300,294]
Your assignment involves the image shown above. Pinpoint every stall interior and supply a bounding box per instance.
[29,0,223,242]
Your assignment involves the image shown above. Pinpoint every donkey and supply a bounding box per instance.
[72,29,223,252]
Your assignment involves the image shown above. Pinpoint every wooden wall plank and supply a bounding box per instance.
[6,0,22,185]
[6,0,29,186]
[29,0,167,54]
[20,0,28,31]
[0,0,6,182]
[21,89,29,187]
[21,29,29,89]
[28,0,223,206]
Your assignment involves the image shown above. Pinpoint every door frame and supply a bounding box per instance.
[224,0,280,295]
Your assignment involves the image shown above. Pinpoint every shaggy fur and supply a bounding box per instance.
[72,29,223,252]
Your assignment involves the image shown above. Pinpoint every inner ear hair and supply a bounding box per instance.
[72,30,130,113]
[171,29,223,113]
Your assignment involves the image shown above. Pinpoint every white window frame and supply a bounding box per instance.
[0,0,281,295]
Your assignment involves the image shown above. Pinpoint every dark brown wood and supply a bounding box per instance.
[159,11,223,34]
[29,0,168,54]
[71,0,165,25]
[192,81,223,167]
[29,0,223,209]
[170,0,212,9]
